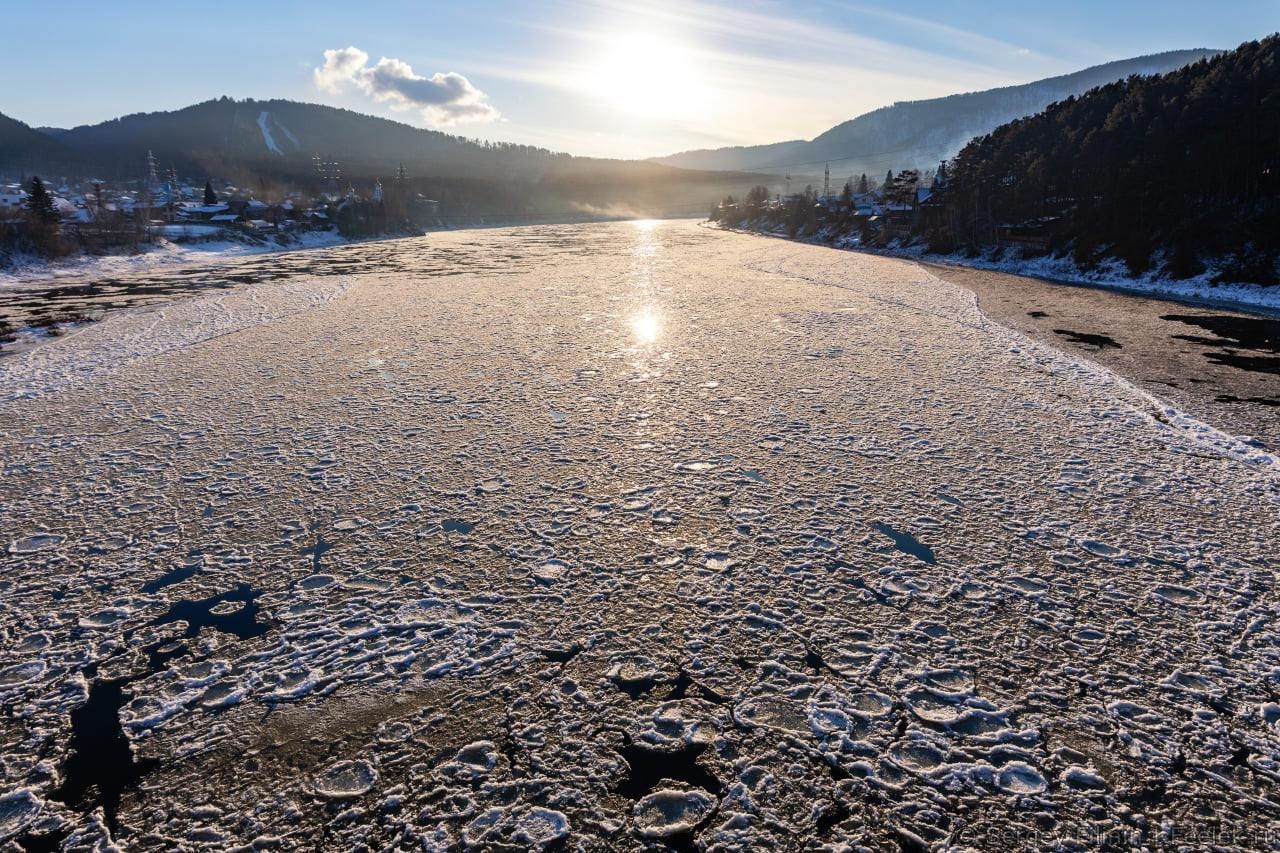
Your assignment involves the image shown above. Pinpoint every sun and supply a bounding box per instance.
[590,33,707,118]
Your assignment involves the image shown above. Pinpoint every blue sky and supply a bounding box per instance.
[2,1,1275,158]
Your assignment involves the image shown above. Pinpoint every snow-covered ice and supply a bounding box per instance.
[0,275,351,400]
[0,228,353,288]
[0,220,1277,849]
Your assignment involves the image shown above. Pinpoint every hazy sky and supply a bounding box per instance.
[3,1,1275,158]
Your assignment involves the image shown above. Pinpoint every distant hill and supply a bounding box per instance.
[0,97,757,218]
[31,97,577,182]
[652,49,1221,176]
[0,111,76,175]
[6,97,759,190]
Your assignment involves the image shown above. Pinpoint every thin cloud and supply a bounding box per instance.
[494,1,1065,146]
[314,46,499,125]
[464,20,1018,152]
[832,3,1061,65]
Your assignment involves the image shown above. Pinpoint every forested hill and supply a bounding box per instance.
[652,49,1219,175]
[36,98,562,182]
[31,97,726,186]
[944,35,1279,281]
[0,112,76,174]
[3,97,759,218]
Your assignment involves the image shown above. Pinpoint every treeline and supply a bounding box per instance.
[942,34,1279,281]
[658,49,1219,174]
[41,97,570,182]
[712,36,1280,286]
[0,177,154,264]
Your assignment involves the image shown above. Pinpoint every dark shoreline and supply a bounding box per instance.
[919,260,1279,450]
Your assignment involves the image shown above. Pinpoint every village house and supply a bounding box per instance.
[180,202,231,222]
[0,188,26,220]
[997,217,1060,252]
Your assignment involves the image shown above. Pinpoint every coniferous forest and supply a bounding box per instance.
[942,35,1279,281]
[711,35,1279,286]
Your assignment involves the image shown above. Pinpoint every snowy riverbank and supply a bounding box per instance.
[711,221,1280,316]
[877,239,1280,316]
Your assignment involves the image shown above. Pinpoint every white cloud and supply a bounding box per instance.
[313,46,369,93]
[313,46,499,126]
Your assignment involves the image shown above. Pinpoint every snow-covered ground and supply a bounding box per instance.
[0,221,1277,849]
[719,221,1280,315]
[875,239,1280,315]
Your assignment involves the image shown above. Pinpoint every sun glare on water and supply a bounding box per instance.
[631,309,661,344]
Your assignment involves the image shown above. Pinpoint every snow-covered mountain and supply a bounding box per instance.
[254,110,300,156]
[652,49,1221,176]
[0,49,1220,189]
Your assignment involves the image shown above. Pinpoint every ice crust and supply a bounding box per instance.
[0,221,1277,849]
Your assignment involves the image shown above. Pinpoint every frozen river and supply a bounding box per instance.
[1,220,1277,849]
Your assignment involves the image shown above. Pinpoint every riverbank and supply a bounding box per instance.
[923,261,1280,450]
[886,238,1280,316]
[708,221,1280,315]
[706,221,1279,448]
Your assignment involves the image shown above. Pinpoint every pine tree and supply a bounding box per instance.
[896,170,921,206]
[203,181,217,205]
[882,171,898,202]
[857,173,869,195]
[25,177,58,225]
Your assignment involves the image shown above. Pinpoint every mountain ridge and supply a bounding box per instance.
[0,111,76,174]
[1,97,754,191]
[0,98,757,220]
[652,48,1222,175]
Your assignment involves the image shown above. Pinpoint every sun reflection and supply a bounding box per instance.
[631,309,661,344]
[632,219,659,230]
